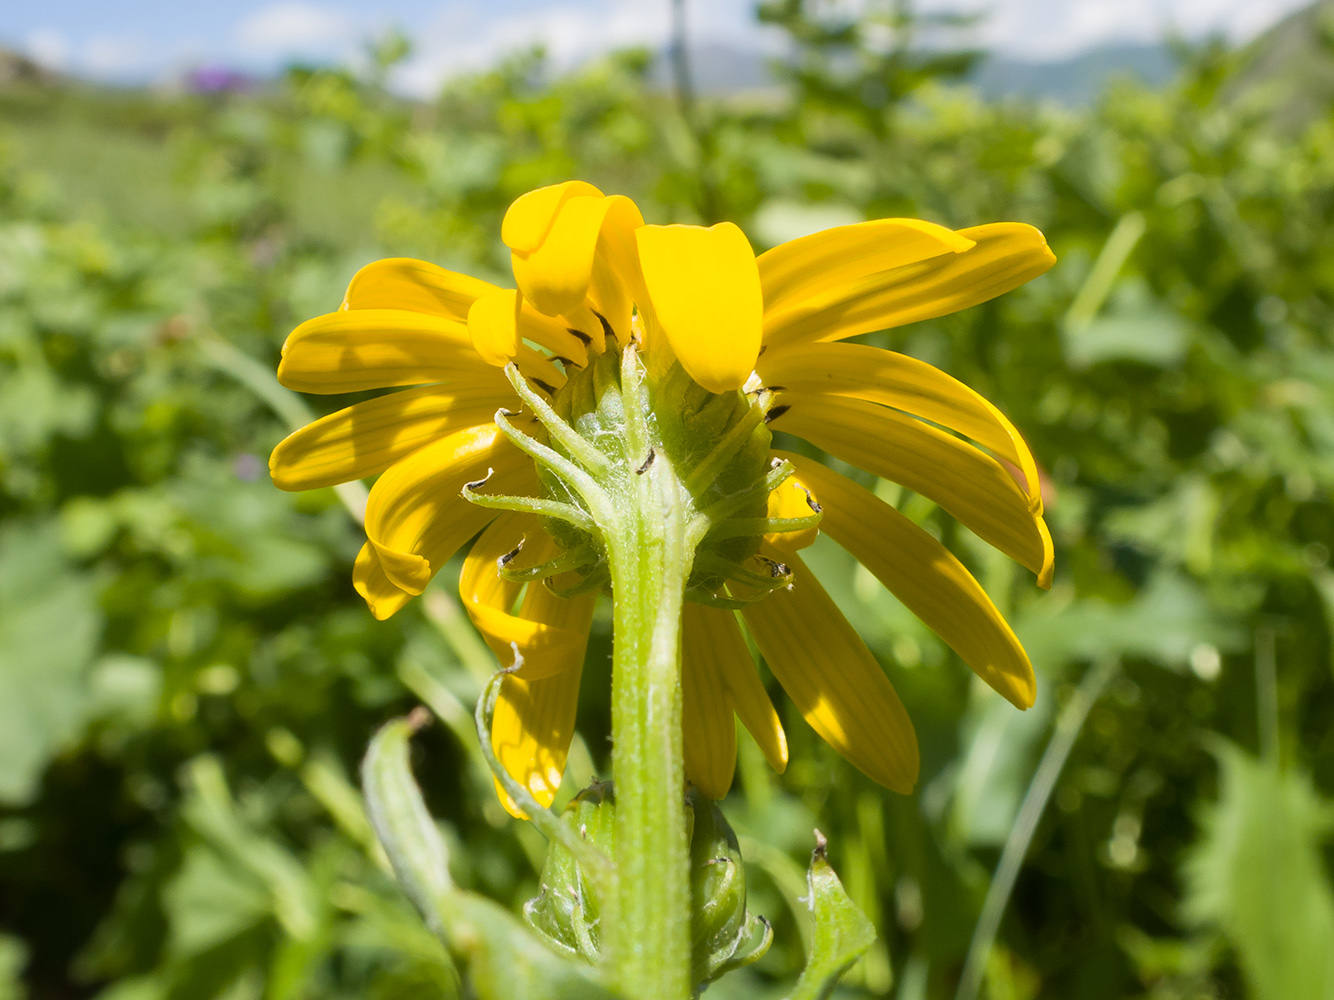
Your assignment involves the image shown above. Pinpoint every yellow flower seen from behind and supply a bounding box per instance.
[270,180,1056,814]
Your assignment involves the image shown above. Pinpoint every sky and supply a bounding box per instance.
[1,0,1316,97]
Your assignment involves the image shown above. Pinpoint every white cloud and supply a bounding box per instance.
[921,0,1315,60]
[236,1,357,57]
[11,0,1314,91]
[25,29,70,71]
[82,35,150,79]
[386,0,1315,96]
[392,0,768,98]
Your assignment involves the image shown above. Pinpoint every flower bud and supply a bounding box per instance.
[523,783,771,986]
[523,781,615,962]
[687,787,772,986]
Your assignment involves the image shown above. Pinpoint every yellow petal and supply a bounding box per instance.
[460,519,598,681]
[636,222,762,394]
[459,510,528,641]
[681,604,739,800]
[763,222,1056,349]
[282,308,565,394]
[363,424,536,596]
[523,302,593,367]
[758,218,973,315]
[780,454,1036,709]
[588,197,650,345]
[269,381,511,491]
[757,342,1042,510]
[277,309,488,394]
[770,393,1054,588]
[510,195,604,317]
[467,288,522,367]
[764,473,821,553]
[501,181,605,254]
[491,659,587,817]
[342,256,587,364]
[467,286,596,369]
[507,561,597,682]
[352,541,414,621]
[558,302,608,355]
[684,603,787,774]
[511,194,644,319]
[343,257,494,319]
[740,551,919,793]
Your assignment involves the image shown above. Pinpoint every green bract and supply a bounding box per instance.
[534,343,793,605]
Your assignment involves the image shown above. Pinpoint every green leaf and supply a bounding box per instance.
[1182,742,1334,1000]
[361,712,624,1000]
[163,848,269,960]
[0,521,101,805]
[1016,572,1242,670]
[180,757,320,943]
[1063,309,1189,369]
[1062,275,1189,369]
[785,832,878,1000]
[0,934,27,1000]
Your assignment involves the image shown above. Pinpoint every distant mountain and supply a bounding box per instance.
[645,43,775,96]
[972,44,1177,103]
[648,41,1178,105]
[1230,0,1334,126]
[0,48,59,86]
[11,0,1322,111]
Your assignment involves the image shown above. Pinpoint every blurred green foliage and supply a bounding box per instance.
[1,3,1333,998]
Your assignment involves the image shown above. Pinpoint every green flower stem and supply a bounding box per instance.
[477,346,763,998]
[605,369,694,999]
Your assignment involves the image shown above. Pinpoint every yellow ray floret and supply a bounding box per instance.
[636,222,763,393]
[763,474,822,553]
[342,256,493,316]
[682,603,788,783]
[770,393,1054,587]
[757,341,1042,509]
[490,666,588,819]
[460,514,599,681]
[459,511,524,645]
[278,309,490,394]
[269,381,511,491]
[503,180,646,329]
[466,288,524,367]
[780,453,1036,709]
[740,550,919,793]
[757,217,974,316]
[501,180,604,253]
[362,424,536,597]
[681,603,739,801]
[345,257,591,366]
[489,577,597,818]
[762,222,1056,349]
[277,308,565,395]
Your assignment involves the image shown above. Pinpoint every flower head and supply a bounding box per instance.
[270,181,1055,813]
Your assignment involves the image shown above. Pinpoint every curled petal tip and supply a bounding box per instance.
[501,180,604,254]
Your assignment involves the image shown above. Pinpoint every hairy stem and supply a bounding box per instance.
[605,389,694,1000]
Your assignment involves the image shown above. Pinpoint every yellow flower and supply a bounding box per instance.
[269,181,1055,813]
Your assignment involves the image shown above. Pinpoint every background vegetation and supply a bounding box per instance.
[2,2,1333,998]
